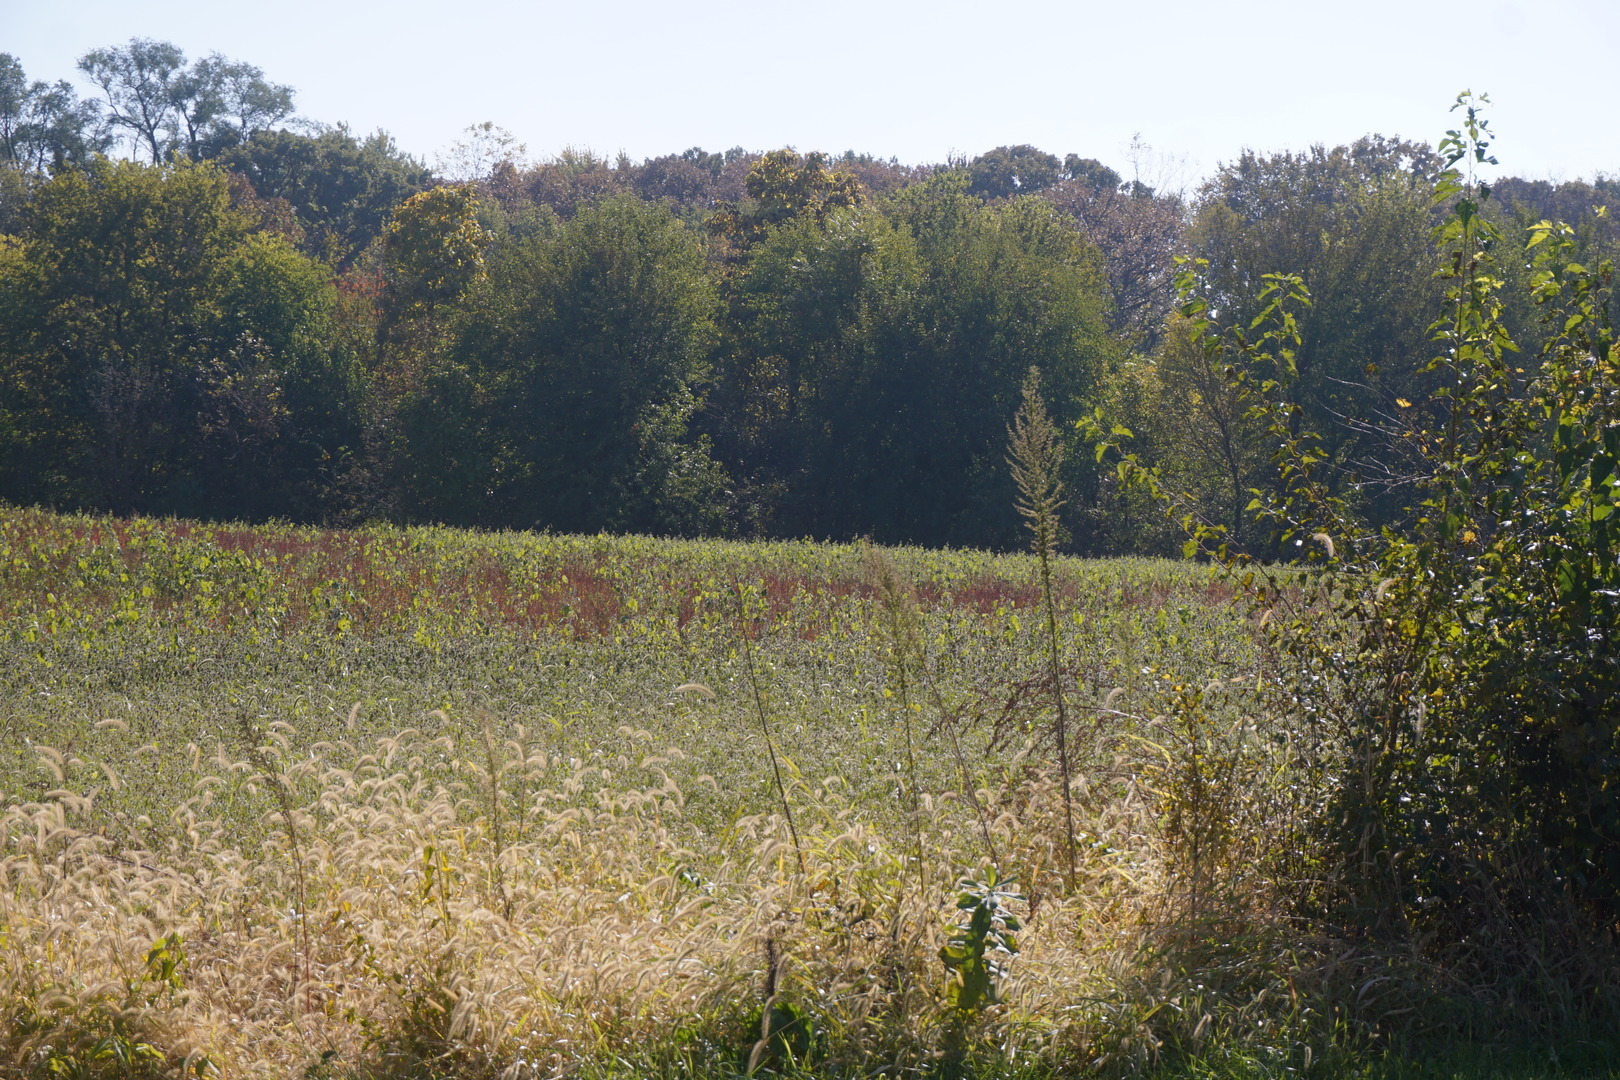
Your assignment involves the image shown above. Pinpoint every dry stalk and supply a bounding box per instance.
[731,572,807,878]
[478,712,512,921]
[235,713,313,1015]
[1009,366,1077,892]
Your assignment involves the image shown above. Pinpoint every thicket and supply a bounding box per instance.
[1095,93,1620,1028]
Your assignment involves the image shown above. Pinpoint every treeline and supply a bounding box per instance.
[2,42,1616,551]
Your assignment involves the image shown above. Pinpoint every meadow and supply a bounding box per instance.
[0,506,1611,1079]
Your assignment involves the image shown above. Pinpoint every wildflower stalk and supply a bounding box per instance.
[1009,367,1078,892]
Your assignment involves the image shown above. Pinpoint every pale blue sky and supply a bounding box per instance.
[3,0,1613,188]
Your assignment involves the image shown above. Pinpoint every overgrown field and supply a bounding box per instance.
[0,505,1240,829]
[1,506,1610,1079]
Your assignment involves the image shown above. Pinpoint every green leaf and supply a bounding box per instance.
[1556,559,1578,598]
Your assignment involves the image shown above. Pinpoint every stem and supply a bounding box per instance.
[1038,539,1077,892]
[239,716,312,1015]
[480,713,511,921]
[733,575,807,877]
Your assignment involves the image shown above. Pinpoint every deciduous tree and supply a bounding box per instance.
[217,125,432,269]
[0,159,356,519]
[449,195,725,533]
[0,54,108,174]
[77,38,294,164]
[1184,136,1446,532]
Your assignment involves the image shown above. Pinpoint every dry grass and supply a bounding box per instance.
[1,714,1244,1079]
[8,509,1604,1078]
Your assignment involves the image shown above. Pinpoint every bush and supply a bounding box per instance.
[1097,93,1620,1033]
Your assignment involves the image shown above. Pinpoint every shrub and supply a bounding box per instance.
[1096,93,1620,1029]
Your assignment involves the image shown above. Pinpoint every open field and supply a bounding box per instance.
[3,506,1615,1079]
[0,506,1244,837]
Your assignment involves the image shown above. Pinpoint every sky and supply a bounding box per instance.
[3,0,1615,190]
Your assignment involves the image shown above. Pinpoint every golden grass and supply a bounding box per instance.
[1,723,1194,1078]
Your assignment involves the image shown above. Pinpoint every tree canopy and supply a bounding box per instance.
[2,40,1616,556]
[0,158,357,519]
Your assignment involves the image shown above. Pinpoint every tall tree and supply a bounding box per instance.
[708,149,863,253]
[872,178,1115,547]
[0,54,108,174]
[715,204,921,533]
[1042,176,1186,349]
[1184,135,1446,531]
[367,184,494,520]
[966,144,1064,200]
[217,125,432,268]
[0,158,357,519]
[380,184,491,318]
[186,54,296,155]
[515,147,627,220]
[77,38,182,163]
[77,39,294,164]
[717,174,1116,547]
[451,195,724,533]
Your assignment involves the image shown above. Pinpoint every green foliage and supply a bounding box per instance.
[0,53,109,174]
[451,194,725,534]
[707,148,863,252]
[77,38,294,164]
[1184,135,1448,535]
[217,125,433,270]
[1088,314,1266,553]
[967,144,1064,200]
[1096,94,1620,1014]
[0,157,357,520]
[714,202,919,533]
[382,184,491,316]
[939,867,1022,1012]
[368,185,493,514]
[1009,368,1069,558]
[6,930,203,1079]
[143,932,186,1000]
[721,176,1117,547]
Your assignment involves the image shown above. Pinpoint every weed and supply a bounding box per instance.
[1008,366,1078,893]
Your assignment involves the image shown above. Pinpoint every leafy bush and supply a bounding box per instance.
[1098,94,1620,1028]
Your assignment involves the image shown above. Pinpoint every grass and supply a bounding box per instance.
[0,506,1241,839]
[1,505,1612,1078]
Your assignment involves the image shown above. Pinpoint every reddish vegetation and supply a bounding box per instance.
[1,510,1229,642]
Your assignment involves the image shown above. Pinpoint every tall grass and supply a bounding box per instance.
[3,505,1613,1077]
[730,574,807,878]
[1,724,1170,1077]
